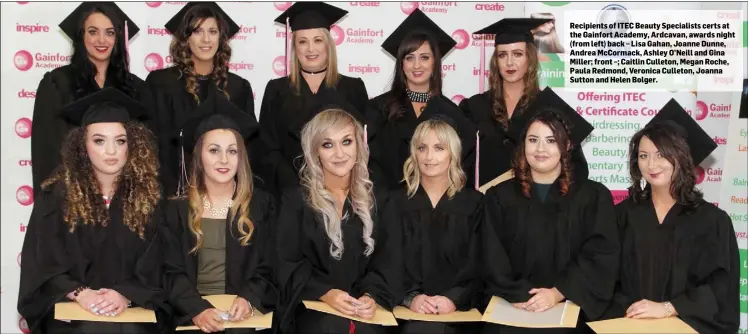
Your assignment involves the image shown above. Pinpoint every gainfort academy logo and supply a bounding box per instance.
[272,56,286,76]
[451,94,465,105]
[401,2,456,14]
[451,29,470,50]
[695,166,705,184]
[144,53,166,72]
[274,2,292,11]
[16,118,32,139]
[17,185,34,206]
[14,50,33,71]
[400,2,418,14]
[695,100,709,121]
[19,318,30,334]
[146,2,187,7]
[146,2,161,7]
[330,25,345,46]
[695,100,731,119]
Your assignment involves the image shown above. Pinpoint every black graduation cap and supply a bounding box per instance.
[646,99,717,165]
[274,2,348,32]
[179,91,259,150]
[509,87,594,147]
[473,18,551,46]
[416,97,477,159]
[60,87,148,126]
[380,8,457,59]
[59,2,140,41]
[164,2,240,39]
[290,90,371,141]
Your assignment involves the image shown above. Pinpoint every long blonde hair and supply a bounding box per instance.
[299,109,375,260]
[288,28,340,94]
[403,120,466,199]
[186,129,254,253]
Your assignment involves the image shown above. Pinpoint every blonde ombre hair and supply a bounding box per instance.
[403,120,466,199]
[289,28,340,94]
[186,129,255,254]
[299,109,375,260]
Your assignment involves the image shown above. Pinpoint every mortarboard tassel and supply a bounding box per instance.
[364,124,368,148]
[124,21,130,71]
[475,131,480,190]
[479,36,486,93]
[349,320,355,334]
[285,17,291,76]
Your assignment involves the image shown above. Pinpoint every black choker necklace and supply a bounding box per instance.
[301,67,327,75]
[406,89,430,103]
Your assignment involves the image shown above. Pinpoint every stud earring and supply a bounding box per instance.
[640,178,647,190]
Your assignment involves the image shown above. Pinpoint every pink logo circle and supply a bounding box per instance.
[17,252,22,266]
[694,100,708,121]
[274,2,292,11]
[694,166,705,184]
[145,2,161,7]
[451,94,466,105]
[17,1,29,4]
[14,50,33,71]
[144,53,164,72]
[272,56,286,76]
[17,186,34,206]
[19,318,30,334]
[15,117,32,139]
[330,25,344,46]
[400,2,419,14]
[452,29,470,50]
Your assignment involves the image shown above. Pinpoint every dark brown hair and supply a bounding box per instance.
[42,122,161,239]
[168,4,232,103]
[627,123,704,209]
[386,30,444,121]
[512,108,574,198]
[488,43,540,130]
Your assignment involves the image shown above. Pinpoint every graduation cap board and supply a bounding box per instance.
[59,2,140,41]
[164,2,240,39]
[473,18,552,46]
[508,87,594,148]
[274,2,348,32]
[415,97,477,160]
[178,89,260,150]
[645,99,717,165]
[381,8,457,59]
[60,87,148,127]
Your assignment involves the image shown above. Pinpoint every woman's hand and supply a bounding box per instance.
[229,296,252,321]
[192,308,225,333]
[409,294,438,314]
[428,296,457,314]
[354,294,376,319]
[74,289,103,315]
[626,299,673,319]
[524,288,565,312]
[91,288,130,317]
[320,289,358,316]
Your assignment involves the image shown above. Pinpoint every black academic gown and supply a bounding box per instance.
[601,198,740,334]
[394,186,483,334]
[274,187,402,334]
[367,93,476,190]
[459,91,590,187]
[17,182,170,334]
[160,189,278,332]
[480,179,619,334]
[145,67,257,197]
[256,75,368,197]
[31,64,154,195]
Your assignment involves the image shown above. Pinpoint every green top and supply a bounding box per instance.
[196,217,226,296]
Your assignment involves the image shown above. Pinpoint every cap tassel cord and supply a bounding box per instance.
[285,17,291,76]
[124,21,130,71]
[475,131,480,190]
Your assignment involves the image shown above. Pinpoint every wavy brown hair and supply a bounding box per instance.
[488,42,540,130]
[185,128,255,253]
[512,108,574,198]
[41,121,161,239]
[627,122,704,210]
[168,4,232,104]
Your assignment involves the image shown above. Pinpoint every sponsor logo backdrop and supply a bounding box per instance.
[0,1,746,332]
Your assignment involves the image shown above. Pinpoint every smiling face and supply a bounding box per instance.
[524,120,563,175]
[403,41,434,90]
[495,41,529,84]
[200,129,239,186]
[415,129,451,179]
[294,28,329,72]
[85,122,128,178]
[188,17,220,62]
[318,123,357,179]
[83,12,116,63]
[637,135,675,189]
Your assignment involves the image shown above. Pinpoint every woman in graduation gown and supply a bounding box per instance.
[147,2,257,197]
[393,114,482,334]
[258,2,369,196]
[18,88,169,334]
[460,18,589,189]
[480,88,619,334]
[601,100,740,334]
[367,9,476,190]
[32,2,152,195]
[274,108,402,334]
[160,90,278,333]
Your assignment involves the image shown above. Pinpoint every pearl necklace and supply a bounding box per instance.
[203,197,233,218]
